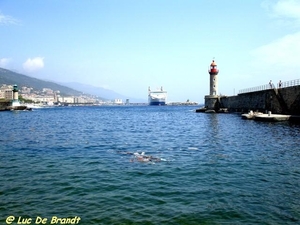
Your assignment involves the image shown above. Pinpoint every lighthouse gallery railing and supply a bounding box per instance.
[239,78,300,94]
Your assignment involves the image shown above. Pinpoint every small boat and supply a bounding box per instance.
[241,110,263,120]
[241,111,294,122]
[254,114,291,122]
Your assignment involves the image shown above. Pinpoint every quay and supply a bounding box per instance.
[0,105,30,111]
[0,100,31,111]
[196,60,300,116]
[218,81,300,115]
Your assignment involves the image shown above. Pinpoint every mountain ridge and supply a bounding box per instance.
[0,67,83,97]
[0,67,146,102]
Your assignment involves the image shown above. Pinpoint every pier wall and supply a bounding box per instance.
[219,85,300,115]
[0,101,11,110]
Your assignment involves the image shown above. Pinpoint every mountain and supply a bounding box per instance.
[0,68,83,96]
[62,82,146,103]
[0,67,146,102]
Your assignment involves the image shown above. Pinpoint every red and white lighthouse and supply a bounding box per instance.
[204,59,220,111]
[208,60,219,96]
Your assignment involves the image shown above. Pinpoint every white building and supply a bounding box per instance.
[114,99,123,104]
[57,97,75,103]
[0,85,13,100]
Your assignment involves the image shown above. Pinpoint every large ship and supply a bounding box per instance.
[148,86,167,105]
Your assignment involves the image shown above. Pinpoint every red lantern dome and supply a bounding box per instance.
[209,60,219,75]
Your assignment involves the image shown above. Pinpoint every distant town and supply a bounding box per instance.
[0,84,199,107]
[0,84,128,106]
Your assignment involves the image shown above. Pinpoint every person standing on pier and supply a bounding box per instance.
[269,80,273,89]
[279,80,282,88]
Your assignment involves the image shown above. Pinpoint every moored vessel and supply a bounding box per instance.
[148,87,167,105]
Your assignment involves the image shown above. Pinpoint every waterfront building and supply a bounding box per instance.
[0,85,13,100]
[114,99,123,104]
[57,96,75,103]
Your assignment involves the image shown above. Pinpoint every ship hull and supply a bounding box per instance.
[149,100,166,106]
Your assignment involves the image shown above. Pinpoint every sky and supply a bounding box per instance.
[0,0,300,103]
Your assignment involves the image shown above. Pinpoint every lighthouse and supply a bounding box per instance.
[204,59,220,112]
[12,84,20,107]
[208,60,219,96]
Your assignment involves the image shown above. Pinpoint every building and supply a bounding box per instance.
[114,99,123,104]
[0,85,13,100]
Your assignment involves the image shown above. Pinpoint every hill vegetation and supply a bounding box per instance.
[0,68,83,96]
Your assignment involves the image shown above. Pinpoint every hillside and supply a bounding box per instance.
[0,68,83,96]
[62,82,146,103]
[0,68,147,102]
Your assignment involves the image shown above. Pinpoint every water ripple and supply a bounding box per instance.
[1,106,300,224]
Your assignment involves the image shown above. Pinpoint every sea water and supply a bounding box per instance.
[0,106,299,225]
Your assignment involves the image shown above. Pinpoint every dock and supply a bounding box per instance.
[0,106,32,111]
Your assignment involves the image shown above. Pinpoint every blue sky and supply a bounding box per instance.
[1,0,300,103]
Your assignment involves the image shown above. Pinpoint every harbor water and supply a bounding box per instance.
[1,106,299,225]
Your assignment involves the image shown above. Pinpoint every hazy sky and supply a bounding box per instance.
[1,0,300,103]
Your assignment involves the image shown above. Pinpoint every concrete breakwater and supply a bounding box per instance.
[0,101,11,111]
[0,101,29,111]
[200,85,300,115]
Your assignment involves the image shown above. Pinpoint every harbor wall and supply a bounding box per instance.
[0,101,11,110]
[219,85,300,115]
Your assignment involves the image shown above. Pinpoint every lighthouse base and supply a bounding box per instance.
[195,95,227,113]
[204,95,219,110]
[12,100,21,107]
[195,95,219,113]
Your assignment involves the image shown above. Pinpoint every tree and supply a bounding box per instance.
[19,94,33,103]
